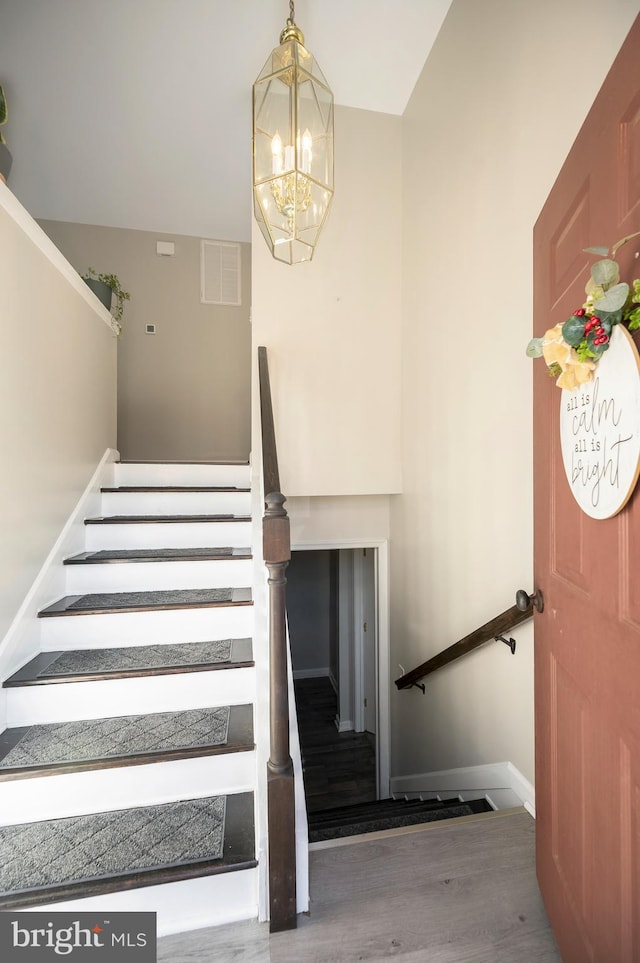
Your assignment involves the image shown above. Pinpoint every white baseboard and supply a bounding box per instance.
[292,667,330,680]
[334,717,354,733]
[390,761,535,816]
[0,448,119,725]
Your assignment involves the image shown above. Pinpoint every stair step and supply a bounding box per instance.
[100,490,252,517]
[39,587,252,618]
[0,791,255,909]
[0,704,253,780]
[309,797,493,842]
[308,796,476,828]
[101,487,250,493]
[5,638,254,687]
[85,514,250,524]
[113,463,250,490]
[65,547,251,564]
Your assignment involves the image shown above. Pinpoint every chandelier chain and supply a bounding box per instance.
[288,0,295,25]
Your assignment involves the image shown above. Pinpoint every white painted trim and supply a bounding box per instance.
[292,667,330,680]
[353,549,365,733]
[335,717,354,733]
[0,182,113,329]
[291,538,391,800]
[390,761,535,815]
[328,668,338,694]
[507,761,536,818]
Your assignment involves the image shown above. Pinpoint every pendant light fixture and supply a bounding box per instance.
[253,1,334,265]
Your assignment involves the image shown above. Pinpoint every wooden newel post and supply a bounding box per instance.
[264,491,296,932]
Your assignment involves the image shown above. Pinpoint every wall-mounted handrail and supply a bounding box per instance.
[395,590,542,691]
[258,345,296,933]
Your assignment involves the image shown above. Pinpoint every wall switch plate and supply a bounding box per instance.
[145,323,156,335]
[156,241,175,256]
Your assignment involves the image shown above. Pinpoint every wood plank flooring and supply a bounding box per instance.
[157,811,560,962]
[294,677,376,813]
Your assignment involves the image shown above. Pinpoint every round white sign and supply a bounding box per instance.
[560,325,640,519]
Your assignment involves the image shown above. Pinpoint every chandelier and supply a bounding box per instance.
[252,1,334,265]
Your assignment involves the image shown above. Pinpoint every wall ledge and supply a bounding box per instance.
[0,181,113,329]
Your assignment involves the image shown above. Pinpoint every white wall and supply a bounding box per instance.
[391,0,640,786]
[39,220,251,462]
[0,183,117,647]
[252,105,403,498]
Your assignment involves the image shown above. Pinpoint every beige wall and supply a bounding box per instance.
[252,105,403,498]
[0,186,117,646]
[39,220,251,462]
[392,0,640,785]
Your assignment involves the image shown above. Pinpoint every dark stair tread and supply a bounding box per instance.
[0,791,255,909]
[38,587,252,617]
[84,514,250,525]
[308,798,493,842]
[116,460,249,465]
[4,638,254,687]
[0,704,253,779]
[64,547,252,564]
[308,797,469,828]
[101,486,250,493]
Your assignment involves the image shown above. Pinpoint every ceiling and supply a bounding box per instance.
[0,0,452,241]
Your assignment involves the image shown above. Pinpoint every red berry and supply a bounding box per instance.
[575,308,586,317]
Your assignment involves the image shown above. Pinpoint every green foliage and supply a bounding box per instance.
[562,315,586,347]
[83,267,131,329]
[529,235,640,385]
[591,258,619,289]
[595,281,628,313]
[623,278,640,331]
[576,341,597,362]
[0,85,7,145]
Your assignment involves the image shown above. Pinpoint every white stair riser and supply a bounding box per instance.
[27,868,259,938]
[65,558,253,594]
[113,464,251,489]
[40,605,253,650]
[85,521,251,551]
[0,751,256,826]
[101,491,251,516]
[7,666,256,725]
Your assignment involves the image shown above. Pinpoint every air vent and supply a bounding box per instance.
[200,240,241,306]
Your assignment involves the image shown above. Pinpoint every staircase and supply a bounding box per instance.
[308,796,493,843]
[0,462,263,934]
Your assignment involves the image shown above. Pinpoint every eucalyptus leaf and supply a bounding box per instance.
[596,309,621,328]
[583,245,609,256]
[526,338,544,358]
[562,315,586,347]
[593,282,628,313]
[591,258,619,288]
[597,317,613,335]
[590,340,610,359]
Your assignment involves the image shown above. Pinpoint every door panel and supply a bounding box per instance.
[534,14,640,962]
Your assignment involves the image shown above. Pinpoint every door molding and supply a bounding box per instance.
[291,538,391,799]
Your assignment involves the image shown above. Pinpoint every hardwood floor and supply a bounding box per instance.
[157,811,560,962]
[293,677,376,813]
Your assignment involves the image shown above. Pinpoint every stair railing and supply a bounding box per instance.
[258,346,296,933]
[395,589,544,691]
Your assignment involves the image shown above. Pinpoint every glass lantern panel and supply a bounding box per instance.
[296,78,333,189]
[254,75,295,185]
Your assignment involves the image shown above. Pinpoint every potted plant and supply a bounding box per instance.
[0,84,12,184]
[82,267,131,335]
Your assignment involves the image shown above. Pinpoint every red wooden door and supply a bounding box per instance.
[534,16,640,962]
